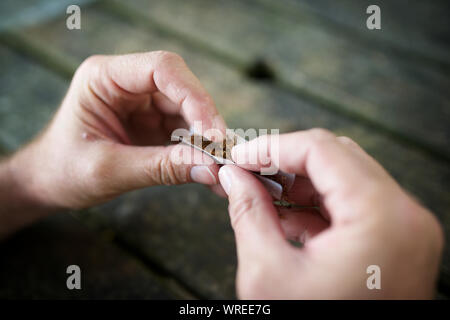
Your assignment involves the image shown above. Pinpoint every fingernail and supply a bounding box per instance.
[218,166,232,195]
[190,166,217,185]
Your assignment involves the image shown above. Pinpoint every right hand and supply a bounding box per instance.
[219,129,444,299]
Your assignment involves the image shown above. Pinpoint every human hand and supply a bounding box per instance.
[9,51,226,210]
[218,129,443,299]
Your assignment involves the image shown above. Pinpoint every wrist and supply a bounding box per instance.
[8,142,61,211]
[0,144,59,238]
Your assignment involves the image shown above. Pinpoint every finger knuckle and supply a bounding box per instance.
[146,154,187,185]
[153,50,184,65]
[308,128,335,142]
[72,55,107,87]
[228,196,258,229]
[307,128,336,153]
[78,55,105,74]
[338,136,358,147]
[194,92,214,108]
[83,54,105,66]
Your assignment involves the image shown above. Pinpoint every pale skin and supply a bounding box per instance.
[221,131,444,299]
[0,52,444,299]
[0,51,225,236]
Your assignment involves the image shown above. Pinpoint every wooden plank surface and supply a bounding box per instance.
[0,213,180,299]
[290,0,450,66]
[0,0,94,31]
[0,45,65,150]
[111,0,450,162]
[0,45,189,299]
[9,4,450,298]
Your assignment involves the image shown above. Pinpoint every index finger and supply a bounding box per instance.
[90,51,226,135]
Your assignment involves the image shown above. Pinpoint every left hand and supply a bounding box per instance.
[9,51,226,210]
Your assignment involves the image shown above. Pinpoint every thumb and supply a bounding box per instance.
[218,165,287,261]
[86,143,219,193]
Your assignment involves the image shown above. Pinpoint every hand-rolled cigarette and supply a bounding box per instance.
[174,131,295,200]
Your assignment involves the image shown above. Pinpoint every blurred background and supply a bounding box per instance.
[0,0,449,299]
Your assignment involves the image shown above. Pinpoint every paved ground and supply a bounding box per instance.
[0,0,449,299]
